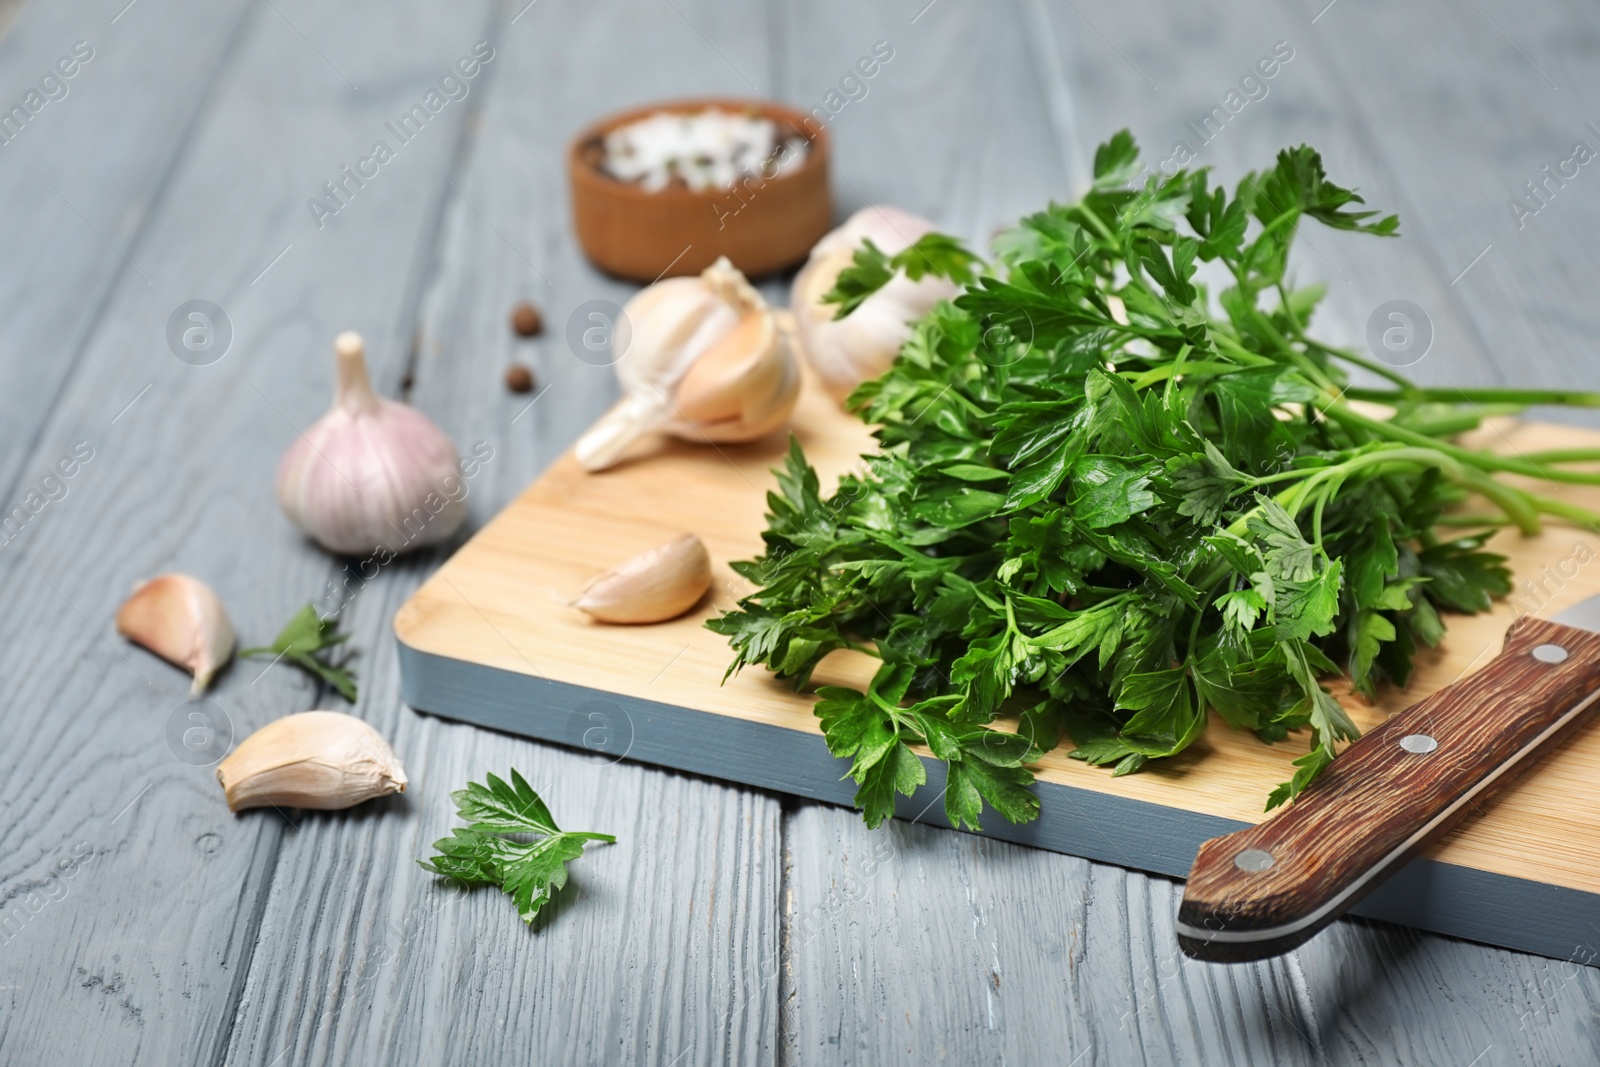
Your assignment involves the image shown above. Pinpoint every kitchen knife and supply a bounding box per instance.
[1177,596,1600,962]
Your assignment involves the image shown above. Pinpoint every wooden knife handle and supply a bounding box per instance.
[1177,615,1600,962]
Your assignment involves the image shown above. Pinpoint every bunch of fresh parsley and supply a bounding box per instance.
[710,132,1600,830]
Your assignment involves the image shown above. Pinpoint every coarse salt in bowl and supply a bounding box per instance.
[569,98,832,282]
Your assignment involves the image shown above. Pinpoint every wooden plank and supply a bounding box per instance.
[0,1,506,1063]
[776,0,1072,242]
[218,1,787,1063]
[1301,0,1600,429]
[0,0,256,508]
[780,803,1600,1066]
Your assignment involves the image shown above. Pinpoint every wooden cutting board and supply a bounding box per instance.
[395,373,1600,967]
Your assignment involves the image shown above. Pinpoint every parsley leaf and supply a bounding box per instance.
[238,603,358,701]
[814,669,929,828]
[824,234,982,318]
[419,770,614,925]
[824,239,897,318]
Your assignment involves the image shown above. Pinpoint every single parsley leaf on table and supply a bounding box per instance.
[238,602,358,701]
[419,770,614,925]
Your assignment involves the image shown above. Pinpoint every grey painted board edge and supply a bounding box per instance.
[397,635,1600,968]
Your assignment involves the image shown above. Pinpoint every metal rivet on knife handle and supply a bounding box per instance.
[1233,849,1275,872]
[1399,734,1438,754]
[1533,643,1570,664]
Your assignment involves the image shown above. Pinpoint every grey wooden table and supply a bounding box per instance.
[1,0,1598,1064]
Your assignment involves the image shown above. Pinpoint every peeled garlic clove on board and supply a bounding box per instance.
[115,573,235,694]
[216,711,407,812]
[574,533,712,624]
[791,206,961,402]
[276,332,467,556]
[574,257,799,472]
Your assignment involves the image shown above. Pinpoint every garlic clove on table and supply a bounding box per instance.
[573,533,713,624]
[216,711,407,812]
[276,332,467,556]
[115,573,235,694]
[791,206,961,402]
[574,258,799,472]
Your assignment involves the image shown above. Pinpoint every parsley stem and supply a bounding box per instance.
[1300,339,1419,394]
[1125,359,1250,390]
[1387,404,1525,438]
[1327,404,1600,486]
[1524,493,1600,528]
[1273,281,1306,336]
[1223,268,1340,392]
[1455,469,1542,535]
[1435,514,1515,527]
[1162,344,1192,404]
[1343,386,1600,408]
[1209,330,1278,368]
[1246,446,1546,536]
[1072,203,1116,242]
[1248,446,1441,488]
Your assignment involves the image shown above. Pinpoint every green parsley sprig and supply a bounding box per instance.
[710,132,1600,828]
[239,603,358,701]
[419,770,614,925]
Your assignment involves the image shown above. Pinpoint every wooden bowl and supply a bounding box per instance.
[568,98,832,282]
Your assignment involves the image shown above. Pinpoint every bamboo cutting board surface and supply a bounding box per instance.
[396,372,1600,951]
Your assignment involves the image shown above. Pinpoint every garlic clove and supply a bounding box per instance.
[276,332,467,556]
[116,573,235,694]
[682,345,799,443]
[574,533,713,624]
[574,257,800,471]
[670,310,795,433]
[616,277,737,392]
[216,711,407,812]
[573,394,672,471]
[573,279,738,472]
[791,206,961,402]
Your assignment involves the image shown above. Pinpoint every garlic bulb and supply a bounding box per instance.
[791,205,961,401]
[277,332,466,556]
[216,711,407,812]
[116,573,235,694]
[574,533,712,623]
[574,257,799,472]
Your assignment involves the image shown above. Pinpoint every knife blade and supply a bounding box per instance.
[1176,596,1600,962]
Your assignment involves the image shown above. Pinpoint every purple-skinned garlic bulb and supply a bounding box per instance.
[276,332,466,556]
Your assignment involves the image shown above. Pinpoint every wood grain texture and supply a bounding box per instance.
[0,0,1598,1064]
[219,1,787,1064]
[0,0,507,1063]
[1302,0,1600,431]
[781,803,1600,1067]
[0,0,257,511]
[1181,616,1600,961]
